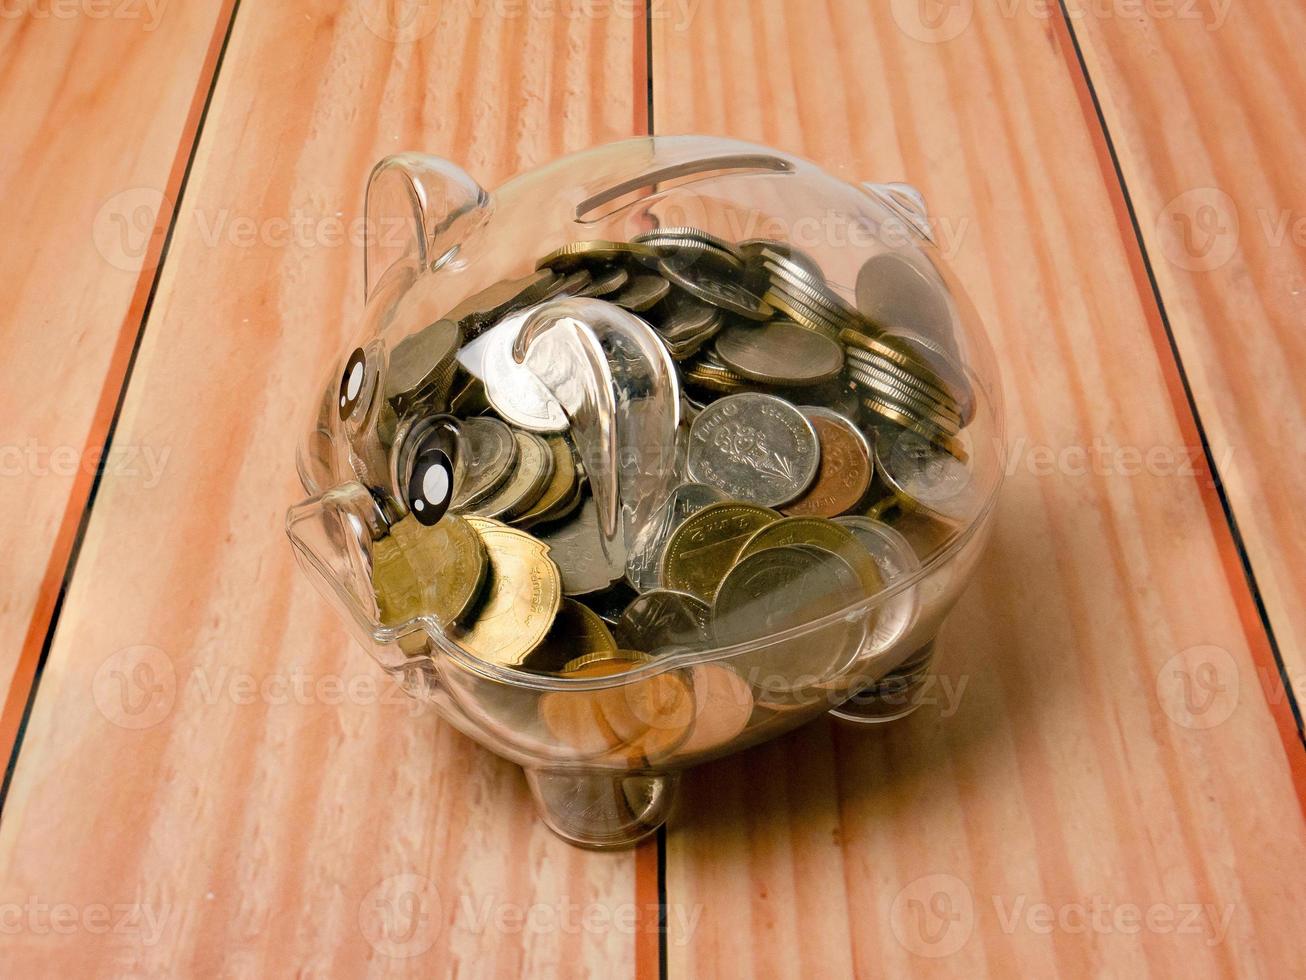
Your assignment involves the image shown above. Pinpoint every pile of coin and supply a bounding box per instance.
[353,229,978,686]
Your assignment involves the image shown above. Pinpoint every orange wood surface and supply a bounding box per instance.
[0,0,236,761]
[2,0,1302,977]
[652,2,1305,977]
[1066,3,1306,700]
[0,2,651,975]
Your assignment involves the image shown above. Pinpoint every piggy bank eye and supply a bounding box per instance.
[407,449,455,526]
[402,417,461,526]
[338,347,368,421]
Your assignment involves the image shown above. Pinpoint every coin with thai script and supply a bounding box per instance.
[372,514,488,628]
[453,517,561,667]
[779,408,873,518]
[660,501,781,602]
[686,393,820,507]
[625,482,731,592]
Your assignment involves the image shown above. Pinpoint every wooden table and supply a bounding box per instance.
[1,1,1301,976]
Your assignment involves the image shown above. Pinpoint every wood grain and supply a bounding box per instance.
[0,0,236,761]
[0,1,651,975]
[653,1,1306,976]
[1065,2,1306,701]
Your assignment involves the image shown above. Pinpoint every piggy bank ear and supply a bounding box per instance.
[364,153,490,301]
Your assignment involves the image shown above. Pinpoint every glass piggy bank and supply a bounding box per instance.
[286,136,1004,848]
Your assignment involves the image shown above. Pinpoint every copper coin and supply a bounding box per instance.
[780,409,873,517]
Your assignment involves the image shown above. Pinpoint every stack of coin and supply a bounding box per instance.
[357,227,976,690]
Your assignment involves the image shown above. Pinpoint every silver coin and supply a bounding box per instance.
[833,515,921,655]
[576,264,629,298]
[878,429,978,525]
[614,273,671,312]
[712,319,845,386]
[452,417,517,508]
[855,252,958,360]
[614,589,710,653]
[739,239,825,283]
[625,482,731,592]
[659,254,772,320]
[686,393,820,507]
[472,430,555,520]
[456,308,569,433]
[534,495,626,596]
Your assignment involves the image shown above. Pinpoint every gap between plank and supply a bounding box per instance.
[1050,2,1306,791]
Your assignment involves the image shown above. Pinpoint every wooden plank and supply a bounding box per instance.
[1064,1,1306,701]
[0,2,653,975]
[0,0,236,759]
[653,1,1306,976]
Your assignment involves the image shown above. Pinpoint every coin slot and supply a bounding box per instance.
[574,155,793,225]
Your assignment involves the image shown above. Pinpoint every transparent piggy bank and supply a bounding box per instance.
[287,136,1004,848]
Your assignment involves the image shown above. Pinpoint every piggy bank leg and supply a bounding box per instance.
[829,638,938,724]
[523,767,679,849]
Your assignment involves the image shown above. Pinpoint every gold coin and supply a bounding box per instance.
[561,650,652,675]
[661,502,781,602]
[737,516,883,595]
[474,430,555,520]
[371,514,488,628]
[512,437,579,528]
[454,518,562,667]
[522,598,618,674]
